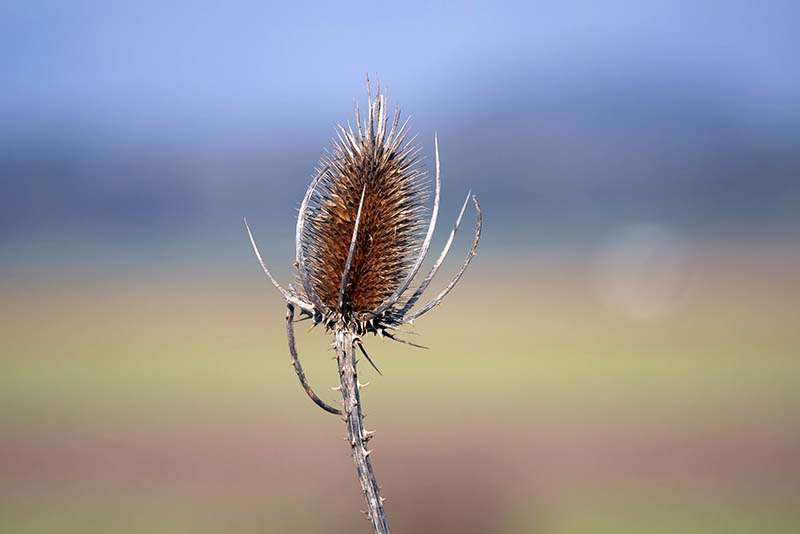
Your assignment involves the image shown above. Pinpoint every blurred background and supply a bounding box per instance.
[1,1,799,532]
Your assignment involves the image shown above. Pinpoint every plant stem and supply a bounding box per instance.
[335,329,390,533]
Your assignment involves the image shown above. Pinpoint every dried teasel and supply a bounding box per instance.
[245,80,481,534]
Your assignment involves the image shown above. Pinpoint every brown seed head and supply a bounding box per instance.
[300,85,428,319]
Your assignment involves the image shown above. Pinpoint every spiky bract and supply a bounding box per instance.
[300,88,428,322]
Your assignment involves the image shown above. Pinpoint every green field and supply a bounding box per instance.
[2,250,798,533]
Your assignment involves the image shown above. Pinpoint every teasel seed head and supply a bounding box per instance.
[299,84,429,325]
[247,77,481,338]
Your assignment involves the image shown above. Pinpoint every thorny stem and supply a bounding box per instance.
[335,329,389,533]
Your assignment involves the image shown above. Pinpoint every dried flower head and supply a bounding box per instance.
[300,87,429,320]
[244,79,482,534]
[246,81,481,339]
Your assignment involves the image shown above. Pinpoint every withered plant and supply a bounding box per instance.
[245,80,481,534]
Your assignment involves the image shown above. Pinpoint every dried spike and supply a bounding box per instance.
[244,218,312,310]
[357,342,383,376]
[390,115,412,151]
[358,381,370,388]
[337,185,367,311]
[366,74,374,140]
[295,169,329,313]
[354,99,363,138]
[383,330,429,349]
[383,324,419,336]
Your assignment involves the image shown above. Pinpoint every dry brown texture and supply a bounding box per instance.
[301,89,428,317]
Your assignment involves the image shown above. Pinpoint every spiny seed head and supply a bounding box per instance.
[300,84,428,321]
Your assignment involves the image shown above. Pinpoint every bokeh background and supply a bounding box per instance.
[2,1,799,532]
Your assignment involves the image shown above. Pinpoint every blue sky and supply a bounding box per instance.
[2,1,799,253]
[3,1,798,130]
